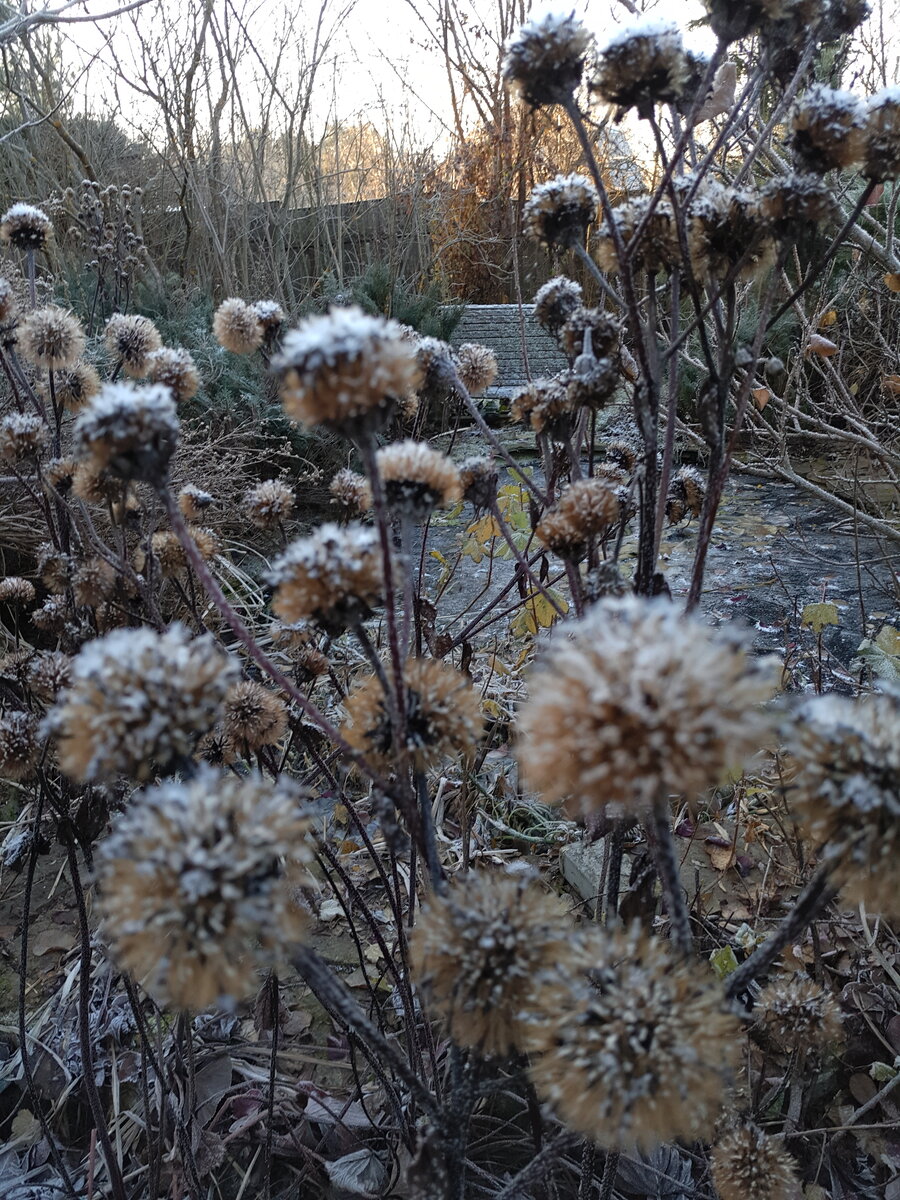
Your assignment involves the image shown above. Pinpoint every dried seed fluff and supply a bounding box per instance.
[269,522,385,634]
[502,13,592,109]
[74,381,179,484]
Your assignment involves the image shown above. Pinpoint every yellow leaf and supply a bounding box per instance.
[429,549,448,566]
[875,624,900,656]
[801,602,840,634]
[482,698,502,719]
[818,309,837,328]
[805,334,838,357]
[709,945,739,979]
[485,653,510,676]
[510,606,538,638]
[884,272,900,292]
[466,513,502,542]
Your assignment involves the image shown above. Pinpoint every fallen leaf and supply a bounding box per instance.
[801,601,840,634]
[752,386,771,410]
[884,272,900,292]
[818,309,838,328]
[805,333,838,357]
[709,945,739,979]
[705,838,737,872]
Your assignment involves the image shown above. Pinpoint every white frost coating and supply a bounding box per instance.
[273,307,406,374]
[269,522,380,584]
[869,85,900,109]
[528,172,598,205]
[600,18,681,54]
[504,10,589,57]
[73,380,178,446]
[1,202,50,224]
[1,411,45,437]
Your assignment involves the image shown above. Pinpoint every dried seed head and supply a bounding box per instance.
[0,277,18,324]
[0,576,36,605]
[791,85,866,173]
[341,658,481,769]
[757,974,843,1052]
[502,13,591,109]
[72,556,119,607]
[415,336,457,404]
[686,182,776,282]
[758,173,836,232]
[666,465,706,524]
[526,925,742,1148]
[136,527,216,577]
[864,89,900,181]
[592,21,689,118]
[223,680,288,753]
[243,479,294,529]
[0,412,47,462]
[453,343,498,396]
[594,197,681,275]
[710,1126,799,1200]
[44,455,76,494]
[511,376,576,439]
[48,624,237,782]
[458,455,499,511]
[72,459,126,505]
[412,871,576,1056]
[269,522,385,635]
[17,306,85,370]
[212,298,264,354]
[273,307,421,434]
[534,276,583,338]
[74,381,179,484]
[604,441,637,473]
[31,595,70,633]
[584,561,629,603]
[0,711,40,780]
[295,646,331,684]
[560,307,622,361]
[523,174,598,249]
[516,596,777,818]
[104,313,163,377]
[37,543,73,593]
[376,440,462,521]
[269,619,316,650]
[146,347,200,404]
[253,299,285,344]
[329,468,372,520]
[536,478,620,560]
[0,203,52,251]
[27,650,71,701]
[704,0,794,43]
[178,484,213,522]
[37,361,101,410]
[96,767,314,1009]
[788,691,900,915]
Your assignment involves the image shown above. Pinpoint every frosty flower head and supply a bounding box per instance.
[864,89,900,181]
[243,479,294,529]
[453,342,498,396]
[759,173,835,233]
[74,381,179,484]
[511,376,576,439]
[536,478,620,560]
[605,440,637,473]
[38,544,73,594]
[411,871,576,1056]
[178,484,213,522]
[0,711,40,781]
[523,174,598,249]
[223,680,288,754]
[757,975,843,1053]
[516,596,777,818]
[791,85,866,173]
[592,21,689,118]
[341,658,481,769]
[17,306,85,371]
[269,522,385,634]
[560,306,622,361]
[146,347,200,404]
[48,624,237,782]
[710,1126,799,1200]
[459,455,499,511]
[0,277,17,324]
[96,767,314,1009]
[27,650,71,702]
[704,0,792,43]
[37,361,101,411]
[273,307,421,434]
[72,557,118,607]
[135,527,217,577]
[686,183,775,282]
[534,276,583,338]
[526,925,741,1149]
[415,336,456,404]
[0,412,47,462]
[253,299,285,346]
[594,197,681,275]
[787,691,900,915]
[502,13,591,109]
[666,465,706,523]
[0,203,52,252]
[212,298,264,354]
[376,440,462,521]
[329,468,372,520]
[0,576,36,605]
[104,313,162,377]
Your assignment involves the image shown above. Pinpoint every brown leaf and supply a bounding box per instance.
[805,334,839,357]
[884,272,900,292]
[818,309,838,328]
[752,386,771,410]
[705,839,737,871]
[883,375,900,395]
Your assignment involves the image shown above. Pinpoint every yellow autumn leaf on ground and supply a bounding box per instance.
[510,589,568,637]
[461,513,502,563]
[884,272,900,292]
[818,309,837,327]
[801,601,840,633]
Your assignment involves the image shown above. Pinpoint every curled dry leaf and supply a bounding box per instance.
[805,334,838,357]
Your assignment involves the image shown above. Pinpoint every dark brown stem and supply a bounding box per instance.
[647,798,693,957]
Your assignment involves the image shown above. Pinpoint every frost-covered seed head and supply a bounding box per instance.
[666,465,706,523]
[341,658,481,769]
[329,468,372,520]
[704,0,794,43]
[758,173,835,231]
[510,376,577,439]
[536,478,620,560]
[594,197,681,275]
[96,767,314,1009]
[0,203,52,251]
[37,543,73,594]
[74,381,179,483]
[243,479,294,529]
[533,276,583,338]
[0,412,47,462]
[104,313,162,377]
[0,576,36,605]
[26,650,71,702]
[212,298,264,355]
[458,455,499,512]
[37,361,101,411]
[0,711,40,780]
[605,441,637,474]
[17,306,85,370]
[560,306,622,361]
[523,174,598,249]
[791,85,866,173]
[269,523,385,635]
[710,1126,799,1200]
[146,347,200,404]
[223,680,288,754]
[412,871,577,1056]
[253,299,285,344]
[178,484,213,522]
[503,13,591,109]
[787,691,900,915]
[453,343,498,395]
[48,624,237,782]
[273,307,421,434]
[757,974,843,1052]
[686,182,776,282]
[72,556,118,607]
[526,925,742,1149]
[516,596,778,818]
[415,336,457,405]
[376,440,462,521]
[864,89,900,181]
[591,21,689,118]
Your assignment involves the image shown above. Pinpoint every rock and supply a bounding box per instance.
[559,839,607,905]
